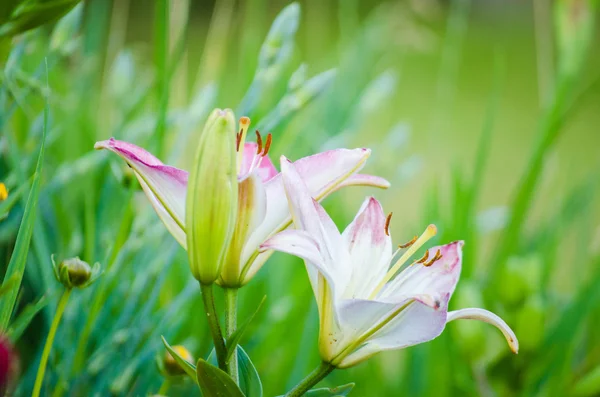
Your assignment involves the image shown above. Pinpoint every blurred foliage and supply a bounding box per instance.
[0,0,599,396]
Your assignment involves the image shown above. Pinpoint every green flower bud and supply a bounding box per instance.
[51,255,101,289]
[555,0,596,78]
[186,109,238,284]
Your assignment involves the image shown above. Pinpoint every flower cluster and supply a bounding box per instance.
[96,108,517,394]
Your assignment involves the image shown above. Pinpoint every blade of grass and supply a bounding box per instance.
[0,59,49,330]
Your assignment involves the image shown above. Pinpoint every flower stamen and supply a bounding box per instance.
[384,212,393,236]
[369,224,437,299]
[236,117,251,172]
[415,250,429,264]
[423,249,442,267]
[256,130,263,154]
[398,235,417,249]
[262,133,272,156]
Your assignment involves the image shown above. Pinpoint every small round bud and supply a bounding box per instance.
[52,256,101,289]
[0,183,8,202]
[164,345,193,376]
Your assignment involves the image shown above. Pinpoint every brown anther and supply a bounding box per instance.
[416,250,429,264]
[255,130,263,154]
[236,130,242,152]
[423,249,443,267]
[398,235,418,249]
[384,212,393,236]
[262,133,272,156]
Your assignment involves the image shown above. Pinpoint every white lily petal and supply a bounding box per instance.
[239,142,278,182]
[378,241,463,302]
[95,138,188,247]
[260,230,325,274]
[334,174,391,190]
[137,177,187,248]
[447,308,519,354]
[241,148,373,268]
[341,197,392,299]
[336,296,448,368]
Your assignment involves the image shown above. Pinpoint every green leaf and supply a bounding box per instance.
[7,295,48,342]
[237,346,262,397]
[305,383,355,396]
[0,180,30,221]
[208,346,263,397]
[226,295,266,362]
[196,358,245,397]
[0,69,48,331]
[161,336,198,383]
[0,0,82,38]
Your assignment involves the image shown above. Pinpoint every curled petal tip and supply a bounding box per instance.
[447,308,519,355]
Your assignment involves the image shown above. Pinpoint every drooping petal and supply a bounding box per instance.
[95,138,188,247]
[447,308,519,354]
[220,173,267,287]
[137,177,187,248]
[335,295,449,368]
[335,174,391,190]
[241,148,375,276]
[377,241,463,303]
[238,142,278,182]
[341,197,393,299]
[276,158,349,292]
[260,229,326,275]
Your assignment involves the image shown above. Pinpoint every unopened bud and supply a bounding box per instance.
[186,108,238,284]
[163,345,193,376]
[51,255,101,289]
[0,183,7,201]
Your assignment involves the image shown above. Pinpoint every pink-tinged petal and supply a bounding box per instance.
[335,174,390,190]
[377,241,464,302]
[260,229,326,281]
[137,177,187,248]
[340,197,393,299]
[241,148,373,273]
[336,296,448,368]
[239,142,278,182]
[95,138,188,247]
[447,308,519,354]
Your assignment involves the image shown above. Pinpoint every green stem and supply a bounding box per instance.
[285,362,335,397]
[32,289,72,397]
[158,379,170,395]
[224,287,238,384]
[200,283,227,371]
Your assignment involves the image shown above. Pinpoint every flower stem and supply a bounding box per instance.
[199,282,227,371]
[157,379,170,395]
[32,289,72,397]
[224,287,238,384]
[285,362,335,397]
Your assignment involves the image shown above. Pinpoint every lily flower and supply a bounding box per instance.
[261,159,518,368]
[94,113,389,287]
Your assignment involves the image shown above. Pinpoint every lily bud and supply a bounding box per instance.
[51,255,101,289]
[186,108,238,284]
[163,345,194,376]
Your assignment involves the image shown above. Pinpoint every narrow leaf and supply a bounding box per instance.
[0,71,48,331]
[196,358,245,397]
[238,346,262,397]
[226,295,266,361]
[306,383,355,396]
[7,295,48,342]
[0,180,30,221]
[161,336,198,383]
